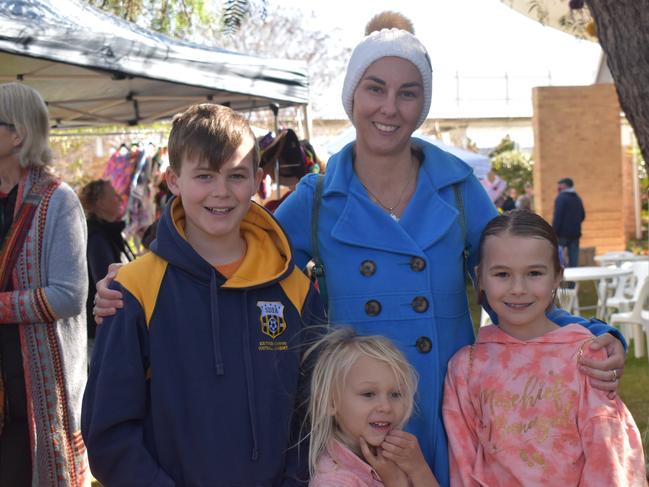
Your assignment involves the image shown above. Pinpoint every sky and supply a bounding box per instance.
[272,0,602,119]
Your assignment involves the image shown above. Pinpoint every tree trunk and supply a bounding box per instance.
[586,0,649,173]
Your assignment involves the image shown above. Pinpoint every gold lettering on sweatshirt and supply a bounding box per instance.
[478,373,577,444]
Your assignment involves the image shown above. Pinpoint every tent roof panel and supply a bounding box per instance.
[0,0,309,127]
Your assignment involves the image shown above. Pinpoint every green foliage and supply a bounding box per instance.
[218,3,351,114]
[85,0,246,38]
[489,135,533,192]
[488,135,516,157]
[630,144,648,193]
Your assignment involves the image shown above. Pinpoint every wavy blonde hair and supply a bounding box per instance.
[0,83,52,168]
[303,327,418,477]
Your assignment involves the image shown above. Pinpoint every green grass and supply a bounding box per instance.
[467,282,649,472]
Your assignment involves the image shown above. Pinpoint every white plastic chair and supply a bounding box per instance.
[610,276,649,360]
[601,250,634,261]
[598,263,632,316]
[558,286,579,315]
[604,261,649,321]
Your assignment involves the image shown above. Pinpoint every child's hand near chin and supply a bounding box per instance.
[380,430,440,487]
[359,437,409,487]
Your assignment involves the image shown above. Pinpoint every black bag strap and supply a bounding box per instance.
[311,174,328,315]
[452,183,469,279]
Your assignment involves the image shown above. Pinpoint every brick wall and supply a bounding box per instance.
[532,84,626,254]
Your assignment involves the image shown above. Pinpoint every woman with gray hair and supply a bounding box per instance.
[0,83,89,486]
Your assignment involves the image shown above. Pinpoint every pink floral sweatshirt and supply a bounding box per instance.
[443,324,646,486]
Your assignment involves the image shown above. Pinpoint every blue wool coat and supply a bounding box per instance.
[277,139,494,485]
[275,139,622,487]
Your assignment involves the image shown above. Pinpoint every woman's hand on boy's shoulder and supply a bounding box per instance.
[93,263,124,325]
[359,437,408,487]
[379,431,439,487]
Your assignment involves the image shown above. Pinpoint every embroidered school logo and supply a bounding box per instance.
[257,301,287,339]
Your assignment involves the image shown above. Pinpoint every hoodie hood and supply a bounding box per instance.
[146,196,304,465]
[476,323,593,346]
[151,196,294,288]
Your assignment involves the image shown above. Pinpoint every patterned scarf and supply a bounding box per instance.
[0,172,59,434]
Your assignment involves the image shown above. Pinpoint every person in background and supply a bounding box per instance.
[522,182,534,210]
[260,129,322,213]
[499,187,517,212]
[552,177,586,267]
[515,185,532,211]
[0,82,89,486]
[481,169,506,204]
[443,210,644,486]
[79,179,135,343]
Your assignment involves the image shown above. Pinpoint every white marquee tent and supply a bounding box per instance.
[0,0,309,128]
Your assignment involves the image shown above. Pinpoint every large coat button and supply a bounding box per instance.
[359,260,376,277]
[365,300,382,316]
[410,256,426,272]
[416,336,432,353]
[411,296,429,313]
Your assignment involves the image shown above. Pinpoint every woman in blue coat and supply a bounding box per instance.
[94,11,627,487]
[274,11,627,486]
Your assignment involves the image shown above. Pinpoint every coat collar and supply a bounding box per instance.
[325,138,474,253]
[323,137,473,196]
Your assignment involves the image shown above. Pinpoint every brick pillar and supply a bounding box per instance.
[532,84,626,254]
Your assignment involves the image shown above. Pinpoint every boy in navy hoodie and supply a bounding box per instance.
[82,104,324,486]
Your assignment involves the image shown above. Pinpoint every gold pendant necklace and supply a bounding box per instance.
[359,161,417,222]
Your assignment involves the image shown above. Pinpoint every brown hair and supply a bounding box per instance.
[167,103,260,174]
[476,209,563,309]
[79,179,111,218]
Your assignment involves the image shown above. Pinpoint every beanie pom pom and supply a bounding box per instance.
[365,11,415,36]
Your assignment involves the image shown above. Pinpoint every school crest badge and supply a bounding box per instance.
[257,301,287,339]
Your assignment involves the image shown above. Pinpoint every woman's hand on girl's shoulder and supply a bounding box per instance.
[379,431,439,487]
[578,333,626,399]
[359,437,409,487]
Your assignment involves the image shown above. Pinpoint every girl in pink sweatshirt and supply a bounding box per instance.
[305,327,439,487]
[443,210,646,486]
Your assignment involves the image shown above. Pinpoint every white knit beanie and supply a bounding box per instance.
[342,27,432,129]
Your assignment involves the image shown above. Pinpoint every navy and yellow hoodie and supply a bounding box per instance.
[82,197,324,487]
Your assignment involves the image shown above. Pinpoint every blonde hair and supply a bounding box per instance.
[304,327,418,477]
[0,83,52,168]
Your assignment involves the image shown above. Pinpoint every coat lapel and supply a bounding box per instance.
[399,161,460,250]
[325,139,470,254]
[330,176,420,254]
